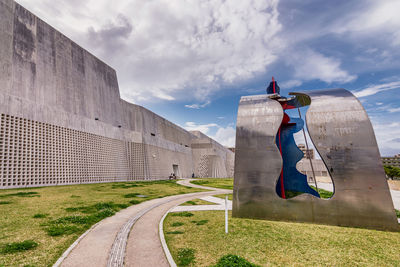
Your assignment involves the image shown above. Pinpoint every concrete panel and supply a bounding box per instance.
[0,0,234,188]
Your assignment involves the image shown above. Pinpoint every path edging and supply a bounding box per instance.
[159,206,178,267]
[52,222,101,267]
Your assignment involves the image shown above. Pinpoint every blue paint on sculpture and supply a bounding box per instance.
[275,116,320,198]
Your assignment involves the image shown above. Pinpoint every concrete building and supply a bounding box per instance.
[297,159,330,183]
[0,0,234,189]
[297,144,314,159]
[382,154,400,168]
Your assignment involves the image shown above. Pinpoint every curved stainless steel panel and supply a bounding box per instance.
[233,95,283,217]
[234,89,399,231]
[293,88,399,230]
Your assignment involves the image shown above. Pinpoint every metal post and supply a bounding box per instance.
[225,195,228,234]
[297,108,319,193]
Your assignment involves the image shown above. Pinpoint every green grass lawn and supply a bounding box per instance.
[213,194,232,200]
[0,180,203,267]
[191,178,233,190]
[164,210,400,267]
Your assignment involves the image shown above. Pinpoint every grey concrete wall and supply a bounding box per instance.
[190,131,234,178]
[0,0,234,188]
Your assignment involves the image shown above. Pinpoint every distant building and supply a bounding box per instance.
[228,147,235,153]
[382,154,400,167]
[297,159,329,182]
[298,144,314,159]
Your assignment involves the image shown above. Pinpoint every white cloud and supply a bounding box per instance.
[212,126,236,147]
[183,121,235,147]
[372,121,400,156]
[285,49,356,84]
[389,107,400,113]
[18,0,283,103]
[183,122,218,135]
[280,79,302,88]
[333,0,400,40]
[352,81,400,98]
[184,101,211,109]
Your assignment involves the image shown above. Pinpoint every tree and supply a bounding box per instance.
[384,165,400,180]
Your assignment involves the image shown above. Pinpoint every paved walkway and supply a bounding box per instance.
[171,196,232,212]
[57,179,399,267]
[58,179,231,267]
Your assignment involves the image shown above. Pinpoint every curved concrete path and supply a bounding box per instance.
[58,179,231,267]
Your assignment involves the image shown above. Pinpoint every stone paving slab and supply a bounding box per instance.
[200,195,230,205]
[170,195,232,212]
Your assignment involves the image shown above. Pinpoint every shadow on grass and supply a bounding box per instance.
[0,192,40,198]
[191,220,208,226]
[171,212,194,217]
[166,231,184,234]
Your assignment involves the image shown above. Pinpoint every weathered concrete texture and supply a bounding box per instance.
[191,130,234,178]
[0,0,234,188]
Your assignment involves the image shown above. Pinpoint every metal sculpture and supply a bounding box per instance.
[233,79,399,231]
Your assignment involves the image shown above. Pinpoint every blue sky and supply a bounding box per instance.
[18,0,400,156]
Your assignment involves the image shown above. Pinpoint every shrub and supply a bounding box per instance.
[177,248,195,266]
[171,222,184,227]
[384,165,400,179]
[172,212,194,217]
[0,201,12,205]
[1,240,38,254]
[211,254,260,267]
[33,214,46,218]
[396,209,400,218]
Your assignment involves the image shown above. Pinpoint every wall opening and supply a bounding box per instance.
[172,164,180,178]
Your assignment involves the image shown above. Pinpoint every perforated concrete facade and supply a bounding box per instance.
[0,0,234,188]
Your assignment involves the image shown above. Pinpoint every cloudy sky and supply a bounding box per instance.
[18,0,400,156]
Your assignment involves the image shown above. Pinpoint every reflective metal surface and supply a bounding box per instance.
[233,89,399,231]
[233,95,283,216]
